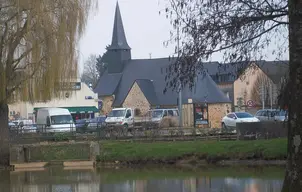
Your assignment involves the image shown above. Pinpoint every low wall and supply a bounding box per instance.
[236,122,288,139]
[10,141,100,163]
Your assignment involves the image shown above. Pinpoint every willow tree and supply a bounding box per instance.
[0,0,97,166]
[164,0,302,191]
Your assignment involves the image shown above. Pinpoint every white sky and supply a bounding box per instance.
[78,0,288,73]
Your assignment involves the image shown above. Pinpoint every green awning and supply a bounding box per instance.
[34,106,99,114]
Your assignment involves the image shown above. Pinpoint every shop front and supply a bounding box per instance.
[33,106,99,121]
[194,103,209,128]
[182,102,231,128]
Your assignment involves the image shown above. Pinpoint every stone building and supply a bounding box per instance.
[94,2,231,128]
[204,60,288,113]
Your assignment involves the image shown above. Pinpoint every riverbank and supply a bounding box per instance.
[98,138,287,165]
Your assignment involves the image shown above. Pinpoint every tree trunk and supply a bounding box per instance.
[281,0,302,191]
[0,102,10,167]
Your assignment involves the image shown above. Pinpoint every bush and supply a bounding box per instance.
[54,133,70,141]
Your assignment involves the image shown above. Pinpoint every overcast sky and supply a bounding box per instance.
[78,0,288,73]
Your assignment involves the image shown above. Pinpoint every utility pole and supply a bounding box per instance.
[270,83,273,110]
[261,82,265,110]
[177,15,182,128]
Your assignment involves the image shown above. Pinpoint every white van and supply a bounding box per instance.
[36,108,75,133]
[105,108,152,128]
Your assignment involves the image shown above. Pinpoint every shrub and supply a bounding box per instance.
[54,133,70,141]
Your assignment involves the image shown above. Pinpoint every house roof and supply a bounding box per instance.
[127,79,159,105]
[97,58,231,107]
[203,61,250,83]
[107,2,131,50]
[94,72,122,96]
[204,60,289,84]
[256,60,289,84]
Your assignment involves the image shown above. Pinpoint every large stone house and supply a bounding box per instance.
[94,2,231,128]
[204,60,288,113]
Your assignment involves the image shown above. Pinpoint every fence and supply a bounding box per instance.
[236,121,287,140]
[9,121,287,144]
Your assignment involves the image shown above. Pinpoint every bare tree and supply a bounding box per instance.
[251,73,274,106]
[164,0,302,190]
[0,0,97,167]
[96,49,109,78]
[81,54,99,87]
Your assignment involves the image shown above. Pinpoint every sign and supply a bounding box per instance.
[246,100,255,107]
[98,100,103,110]
[57,82,81,90]
[85,96,93,100]
[194,103,209,125]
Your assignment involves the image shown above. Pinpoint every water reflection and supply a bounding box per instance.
[1,166,284,192]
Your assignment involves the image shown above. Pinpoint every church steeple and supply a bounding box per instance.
[106,1,131,74]
[107,2,131,50]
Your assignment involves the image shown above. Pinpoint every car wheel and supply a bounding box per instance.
[123,124,128,129]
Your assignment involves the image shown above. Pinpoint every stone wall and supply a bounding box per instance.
[122,82,151,115]
[208,103,232,128]
[100,96,114,115]
[10,142,94,163]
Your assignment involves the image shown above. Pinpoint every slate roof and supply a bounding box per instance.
[133,79,159,105]
[203,60,289,84]
[256,60,289,84]
[98,58,231,107]
[94,72,122,96]
[107,2,131,50]
[203,61,250,82]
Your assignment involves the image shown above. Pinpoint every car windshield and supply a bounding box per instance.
[51,115,73,125]
[235,112,254,118]
[90,117,106,123]
[76,119,86,124]
[108,110,125,117]
[152,110,163,118]
[97,117,106,122]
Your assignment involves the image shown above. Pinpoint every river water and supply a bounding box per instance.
[0,166,284,192]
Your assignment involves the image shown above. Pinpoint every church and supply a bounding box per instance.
[94,2,231,128]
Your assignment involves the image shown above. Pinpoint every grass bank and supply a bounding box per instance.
[99,138,287,164]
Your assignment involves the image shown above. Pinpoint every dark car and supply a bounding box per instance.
[86,116,107,133]
[75,119,89,133]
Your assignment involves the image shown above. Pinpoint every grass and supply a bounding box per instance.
[28,143,90,162]
[99,138,287,162]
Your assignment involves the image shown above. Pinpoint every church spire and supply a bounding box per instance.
[108,2,131,50]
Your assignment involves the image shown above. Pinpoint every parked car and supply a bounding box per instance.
[255,109,288,122]
[86,116,107,133]
[23,124,37,133]
[9,119,33,133]
[75,119,89,133]
[274,110,288,122]
[8,122,16,127]
[105,108,151,128]
[36,108,76,133]
[150,108,179,123]
[255,109,278,122]
[221,112,260,132]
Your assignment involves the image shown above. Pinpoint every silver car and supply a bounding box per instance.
[255,109,277,122]
[255,109,287,122]
[274,110,288,122]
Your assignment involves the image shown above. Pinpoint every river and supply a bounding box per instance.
[0,166,284,192]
